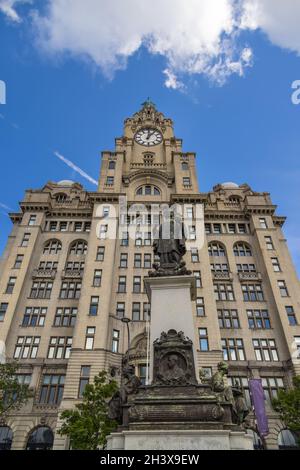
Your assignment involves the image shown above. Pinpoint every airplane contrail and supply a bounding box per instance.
[54,151,98,186]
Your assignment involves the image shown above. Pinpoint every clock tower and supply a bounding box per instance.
[98,99,199,198]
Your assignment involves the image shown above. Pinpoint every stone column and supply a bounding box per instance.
[144,275,197,382]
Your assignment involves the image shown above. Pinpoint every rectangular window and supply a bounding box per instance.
[65,261,84,273]
[247,309,271,329]
[213,223,221,234]
[54,307,77,327]
[265,236,274,250]
[193,271,202,288]
[116,302,125,318]
[0,303,8,321]
[99,224,108,239]
[199,328,209,351]
[236,264,256,273]
[294,337,300,359]
[143,302,150,321]
[228,224,236,234]
[196,297,205,317]
[93,269,102,287]
[286,306,297,326]
[118,276,126,293]
[218,309,240,329]
[183,177,191,187]
[112,329,120,353]
[47,337,72,359]
[78,366,91,398]
[106,176,114,185]
[214,283,235,301]
[132,302,141,321]
[13,254,24,269]
[241,284,264,301]
[30,281,53,299]
[120,232,129,246]
[205,223,211,234]
[134,254,142,268]
[181,162,189,171]
[74,222,83,232]
[84,222,91,232]
[261,377,285,407]
[138,364,148,385]
[271,257,281,272]
[20,233,30,247]
[144,254,152,269]
[238,224,247,234]
[14,336,40,359]
[59,221,68,231]
[186,207,193,219]
[211,263,229,273]
[120,253,128,268]
[22,307,47,327]
[259,218,268,229]
[28,215,37,226]
[6,277,16,294]
[191,248,199,263]
[252,339,279,361]
[16,374,32,386]
[85,327,95,350]
[39,375,65,405]
[49,221,58,232]
[59,281,81,299]
[133,276,142,293]
[278,280,289,297]
[89,296,99,316]
[188,226,196,240]
[221,338,245,361]
[96,246,105,261]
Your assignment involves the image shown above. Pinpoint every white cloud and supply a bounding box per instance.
[31,0,253,86]
[0,0,32,22]
[54,151,98,186]
[2,1,300,87]
[242,0,300,55]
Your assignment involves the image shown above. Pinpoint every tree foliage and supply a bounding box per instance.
[58,370,118,450]
[0,362,32,417]
[272,376,300,442]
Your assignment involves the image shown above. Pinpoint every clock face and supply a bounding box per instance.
[134,128,163,146]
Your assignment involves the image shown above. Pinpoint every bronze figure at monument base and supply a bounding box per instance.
[110,330,250,434]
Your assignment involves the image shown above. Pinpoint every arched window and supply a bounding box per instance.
[233,242,252,257]
[247,430,264,450]
[26,426,54,451]
[43,240,62,255]
[278,429,298,449]
[208,242,226,257]
[69,240,88,255]
[0,426,13,450]
[55,193,67,203]
[136,185,161,196]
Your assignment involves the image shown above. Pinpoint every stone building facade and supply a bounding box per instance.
[0,102,299,450]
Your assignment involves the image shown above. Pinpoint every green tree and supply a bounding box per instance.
[0,362,33,417]
[58,370,118,450]
[272,375,300,444]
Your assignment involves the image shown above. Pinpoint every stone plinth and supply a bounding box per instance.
[107,429,254,450]
[144,276,196,382]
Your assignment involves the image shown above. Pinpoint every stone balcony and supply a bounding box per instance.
[32,269,57,280]
[238,271,262,281]
[61,269,84,279]
[212,271,233,281]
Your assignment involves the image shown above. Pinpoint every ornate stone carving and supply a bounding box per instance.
[153,329,197,386]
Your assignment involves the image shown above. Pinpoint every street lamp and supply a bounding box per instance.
[121,317,131,354]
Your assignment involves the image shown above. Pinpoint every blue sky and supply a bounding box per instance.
[0,0,299,275]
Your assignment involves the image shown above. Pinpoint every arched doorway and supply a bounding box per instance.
[278,429,299,450]
[26,426,54,450]
[0,426,13,450]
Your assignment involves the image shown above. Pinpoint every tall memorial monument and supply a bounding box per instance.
[107,215,253,450]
